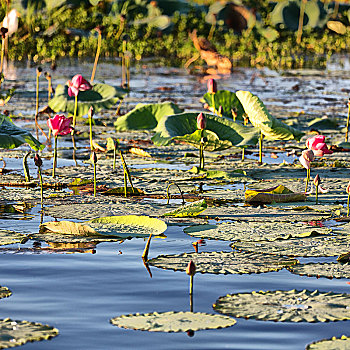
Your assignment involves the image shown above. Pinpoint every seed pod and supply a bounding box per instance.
[186,260,196,277]
[314,174,320,186]
[34,153,42,168]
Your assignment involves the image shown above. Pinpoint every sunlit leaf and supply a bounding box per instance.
[307,335,350,350]
[162,199,207,217]
[289,262,350,279]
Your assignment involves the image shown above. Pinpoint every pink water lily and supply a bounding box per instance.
[47,114,72,137]
[67,74,92,97]
[306,135,333,157]
[207,78,217,94]
[299,149,314,169]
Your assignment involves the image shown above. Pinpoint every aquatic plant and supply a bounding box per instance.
[47,114,72,178]
[90,26,102,84]
[314,173,320,204]
[91,151,97,197]
[88,106,94,151]
[34,153,43,207]
[207,78,217,114]
[346,181,350,216]
[306,135,332,156]
[299,149,314,193]
[186,260,196,296]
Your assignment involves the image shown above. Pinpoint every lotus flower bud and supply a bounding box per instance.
[347,181,350,194]
[197,113,206,130]
[44,72,51,80]
[186,260,196,277]
[314,174,320,186]
[36,67,42,76]
[0,27,8,39]
[88,106,94,119]
[207,79,217,94]
[91,151,98,164]
[34,154,42,168]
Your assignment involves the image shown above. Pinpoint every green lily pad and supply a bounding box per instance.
[148,251,297,274]
[236,91,304,141]
[110,311,236,332]
[202,90,245,120]
[289,262,350,279]
[0,230,27,246]
[49,83,126,117]
[162,199,207,217]
[189,167,250,181]
[152,112,259,150]
[213,289,350,322]
[184,221,331,242]
[308,117,338,130]
[37,215,167,242]
[114,102,182,131]
[0,318,59,348]
[231,235,350,257]
[307,335,350,350]
[0,115,43,151]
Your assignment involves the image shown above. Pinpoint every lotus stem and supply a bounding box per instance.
[305,168,310,193]
[93,162,96,197]
[345,98,350,142]
[116,16,125,41]
[190,286,193,312]
[22,151,31,182]
[211,93,216,114]
[347,193,350,217]
[35,68,42,137]
[166,182,185,205]
[72,94,78,136]
[52,136,58,178]
[126,55,130,90]
[123,167,127,197]
[259,132,263,164]
[315,184,319,205]
[71,134,77,162]
[90,28,101,84]
[121,40,126,87]
[0,37,4,89]
[113,146,116,170]
[115,99,123,116]
[38,166,43,208]
[208,21,216,41]
[89,114,93,151]
[119,151,135,193]
[142,233,152,261]
[242,148,245,161]
[189,275,194,296]
[296,0,306,44]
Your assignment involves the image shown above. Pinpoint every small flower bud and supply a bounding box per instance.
[207,79,217,94]
[36,67,42,76]
[314,174,320,186]
[91,151,98,164]
[44,72,51,80]
[186,260,196,277]
[197,113,206,130]
[34,154,42,168]
[88,106,94,119]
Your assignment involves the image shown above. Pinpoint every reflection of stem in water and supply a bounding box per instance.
[166,182,185,205]
[242,148,245,161]
[142,258,152,278]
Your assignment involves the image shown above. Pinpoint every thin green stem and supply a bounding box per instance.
[38,167,43,207]
[113,146,116,170]
[120,151,135,193]
[90,31,101,84]
[259,132,263,164]
[347,193,350,217]
[48,78,52,102]
[315,184,319,205]
[189,275,194,296]
[0,38,4,89]
[52,136,57,178]
[346,100,350,142]
[296,0,306,44]
[126,56,130,90]
[89,114,93,151]
[305,168,310,193]
[211,93,216,114]
[115,99,123,116]
[72,94,78,135]
[123,167,127,198]
[23,151,31,182]
[93,162,97,197]
[242,148,245,161]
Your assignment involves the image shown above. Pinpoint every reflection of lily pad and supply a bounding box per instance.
[232,235,350,257]
[0,115,43,151]
[184,221,331,242]
[306,335,350,350]
[0,318,59,348]
[152,112,259,150]
[110,311,236,332]
[0,286,11,299]
[236,91,304,140]
[162,200,207,217]
[149,251,297,274]
[289,262,350,279]
[0,230,27,246]
[49,83,126,117]
[214,289,350,322]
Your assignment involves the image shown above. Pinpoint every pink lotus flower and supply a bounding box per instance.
[47,114,73,137]
[197,112,206,130]
[207,79,217,94]
[299,149,314,169]
[67,74,92,97]
[306,135,333,157]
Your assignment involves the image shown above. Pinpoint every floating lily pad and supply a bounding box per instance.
[213,289,350,322]
[102,187,144,196]
[189,167,249,181]
[0,286,11,299]
[110,311,236,332]
[0,115,43,151]
[236,91,303,140]
[162,200,207,217]
[0,318,58,348]
[149,251,297,274]
[184,221,331,242]
[114,102,182,131]
[245,185,306,203]
[49,83,126,117]
[202,90,245,120]
[36,215,167,242]
[231,235,350,257]
[152,112,259,151]
[289,262,350,279]
[0,230,27,246]
[307,335,350,350]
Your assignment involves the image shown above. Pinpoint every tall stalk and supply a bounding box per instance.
[90,27,102,84]
[296,0,307,44]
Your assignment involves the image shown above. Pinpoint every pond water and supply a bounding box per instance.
[0,57,349,349]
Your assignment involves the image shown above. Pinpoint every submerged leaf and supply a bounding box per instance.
[236,91,304,140]
[110,311,236,332]
[214,289,350,322]
[307,335,350,350]
[245,185,306,203]
[162,199,207,217]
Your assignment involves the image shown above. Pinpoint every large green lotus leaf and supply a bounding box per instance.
[148,251,297,274]
[290,262,350,279]
[189,167,251,181]
[114,102,182,131]
[236,91,304,141]
[0,230,27,246]
[110,311,236,332]
[270,0,326,31]
[184,221,331,242]
[213,289,350,322]
[307,335,350,350]
[0,318,59,348]
[162,200,207,217]
[152,112,259,150]
[49,83,126,117]
[202,90,245,120]
[38,216,167,240]
[245,185,306,203]
[0,286,11,299]
[0,115,43,151]
[231,235,350,257]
